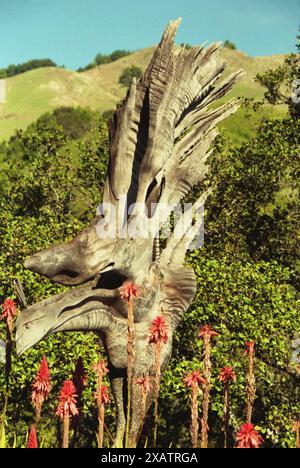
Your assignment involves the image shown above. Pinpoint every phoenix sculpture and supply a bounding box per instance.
[15,19,243,446]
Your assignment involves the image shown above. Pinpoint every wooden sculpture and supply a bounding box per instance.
[16,18,243,446]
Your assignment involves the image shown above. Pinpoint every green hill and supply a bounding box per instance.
[0,46,286,143]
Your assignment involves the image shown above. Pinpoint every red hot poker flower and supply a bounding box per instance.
[1,298,17,333]
[244,341,255,355]
[236,423,263,449]
[31,356,51,412]
[1,298,17,321]
[184,370,207,388]
[55,380,78,419]
[136,376,152,394]
[120,282,140,301]
[149,316,169,344]
[219,366,237,384]
[27,425,38,448]
[198,325,219,341]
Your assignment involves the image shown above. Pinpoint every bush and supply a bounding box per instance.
[223,40,237,50]
[52,107,95,140]
[119,66,142,87]
[78,50,132,72]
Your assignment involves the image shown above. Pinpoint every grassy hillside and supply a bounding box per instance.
[0,46,286,143]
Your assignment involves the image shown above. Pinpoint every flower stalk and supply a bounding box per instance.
[245,341,256,424]
[149,315,169,447]
[184,371,206,448]
[120,282,140,448]
[94,360,109,448]
[97,386,110,448]
[219,366,236,448]
[55,380,78,448]
[198,325,219,449]
[1,299,17,394]
[135,376,152,434]
[293,420,300,449]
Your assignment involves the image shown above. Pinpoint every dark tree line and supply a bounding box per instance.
[77,49,132,72]
[0,49,134,79]
[0,59,58,79]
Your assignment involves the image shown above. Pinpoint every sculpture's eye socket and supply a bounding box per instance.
[95,269,127,290]
[24,316,45,330]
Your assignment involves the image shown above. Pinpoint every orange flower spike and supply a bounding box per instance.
[31,356,51,418]
[1,298,17,321]
[219,366,237,384]
[55,380,78,419]
[198,324,219,341]
[1,298,17,333]
[236,423,263,449]
[27,425,38,448]
[184,370,207,388]
[244,341,255,355]
[149,316,169,344]
[119,282,140,301]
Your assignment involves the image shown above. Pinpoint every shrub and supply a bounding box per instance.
[223,40,237,50]
[119,66,142,87]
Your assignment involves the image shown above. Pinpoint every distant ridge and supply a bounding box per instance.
[0,46,286,143]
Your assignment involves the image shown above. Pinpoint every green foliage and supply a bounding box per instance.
[78,50,132,72]
[180,43,192,50]
[256,52,300,118]
[43,107,95,140]
[160,258,299,448]
[202,118,300,287]
[223,40,237,50]
[0,116,111,447]
[102,109,115,121]
[0,59,57,78]
[119,66,143,87]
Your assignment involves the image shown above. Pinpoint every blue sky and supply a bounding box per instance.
[0,0,299,70]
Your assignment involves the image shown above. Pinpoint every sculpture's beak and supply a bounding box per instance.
[15,308,52,355]
[15,288,78,355]
[15,279,120,355]
[24,218,118,286]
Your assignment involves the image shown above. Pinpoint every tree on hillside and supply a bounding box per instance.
[223,40,237,50]
[78,50,132,72]
[256,29,300,118]
[51,107,95,139]
[119,66,142,87]
[0,59,58,78]
[94,53,112,66]
[110,50,132,62]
